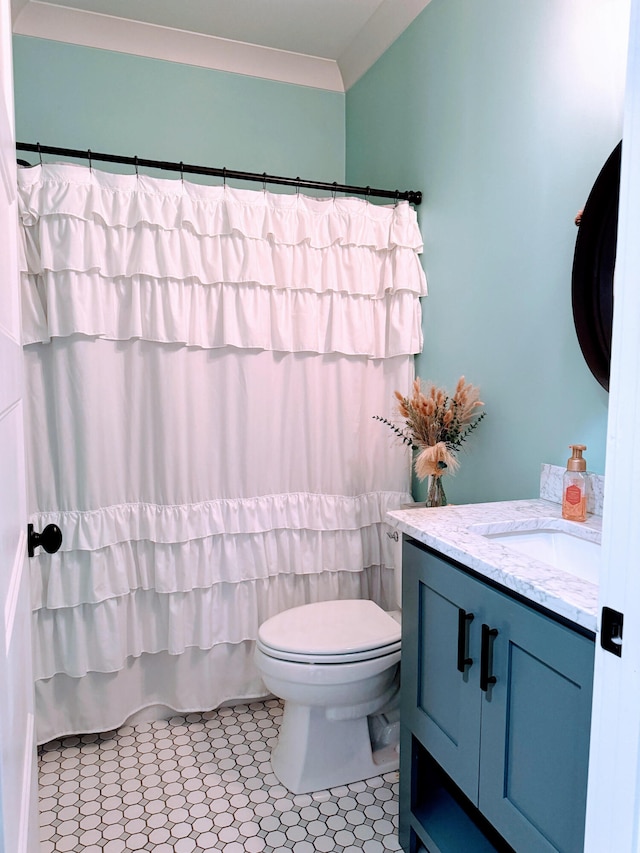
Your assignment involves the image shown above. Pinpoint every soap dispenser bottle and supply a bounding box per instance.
[562,444,588,522]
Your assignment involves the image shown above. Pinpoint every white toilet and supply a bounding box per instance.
[254,529,403,794]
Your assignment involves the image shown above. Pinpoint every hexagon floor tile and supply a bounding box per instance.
[38,699,401,852]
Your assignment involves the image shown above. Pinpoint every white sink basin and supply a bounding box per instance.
[482,527,601,585]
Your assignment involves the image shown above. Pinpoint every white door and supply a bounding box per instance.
[0,0,40,851]
[583,0,640,849]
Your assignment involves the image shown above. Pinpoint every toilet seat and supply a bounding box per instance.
[257,599,401,664]
[256,637,402,665]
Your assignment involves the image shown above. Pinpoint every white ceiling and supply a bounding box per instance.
[11,0,431,91]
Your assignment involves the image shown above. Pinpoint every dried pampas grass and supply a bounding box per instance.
[414,441,460,480]
[375,376,486,494]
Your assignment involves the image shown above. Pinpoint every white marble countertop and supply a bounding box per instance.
[387,499,601,633]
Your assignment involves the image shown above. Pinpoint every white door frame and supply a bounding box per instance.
[0,0,39,850]
[584,0,640,848]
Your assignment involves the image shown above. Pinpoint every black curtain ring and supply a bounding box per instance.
[332,182,338,201]
[366,186,371,198]
[222,167,227,188]
[262,172,267,191]
[180,161,184,183]
[394,190,400,205]
[296,179,300,197]
[134,155,139,177]
[37,142,42,165]
[87,149,92,172]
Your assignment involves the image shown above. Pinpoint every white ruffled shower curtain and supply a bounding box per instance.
[17,163,427,744]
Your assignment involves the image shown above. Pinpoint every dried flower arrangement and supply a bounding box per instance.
[375,376,486,507]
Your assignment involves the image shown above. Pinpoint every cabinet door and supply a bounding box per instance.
[478,586,594,853]
[402,541,487,803]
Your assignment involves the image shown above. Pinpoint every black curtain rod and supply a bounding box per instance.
[16,142,422,206]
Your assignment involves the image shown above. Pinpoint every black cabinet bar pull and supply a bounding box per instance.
[480,623,499,691]
[457,609,474,672]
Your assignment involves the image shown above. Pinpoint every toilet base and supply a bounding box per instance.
[270,701,399,794]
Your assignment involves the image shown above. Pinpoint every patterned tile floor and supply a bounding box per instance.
[38,699,402,852]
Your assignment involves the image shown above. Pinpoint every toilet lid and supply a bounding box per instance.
[257,600,401,657]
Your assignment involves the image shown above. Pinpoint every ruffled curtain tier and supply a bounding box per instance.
[33,566,396,681]
[19,163,426,357]
[18,164,425,251]
[31,522,401,611]
[17,164,425,742]
[22,272,424,356]
[34,646,270,746]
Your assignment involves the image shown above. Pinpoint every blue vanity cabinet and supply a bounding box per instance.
[400,537,595,853]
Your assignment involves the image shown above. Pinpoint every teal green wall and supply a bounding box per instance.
[12,36,345,181]
[347,0,628,503]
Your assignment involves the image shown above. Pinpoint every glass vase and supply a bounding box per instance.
[425,475,447,508]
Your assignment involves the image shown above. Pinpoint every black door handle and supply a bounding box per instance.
[480,623,498,692]
[601,606,623,657]
[28,523,62,558]
[457,609,474,672]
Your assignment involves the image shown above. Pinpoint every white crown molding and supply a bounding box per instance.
[339,0,432,90]
[10,0,29,26]
[12,1,346,91]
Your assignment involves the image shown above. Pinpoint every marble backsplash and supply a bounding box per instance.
[540,463,604,516]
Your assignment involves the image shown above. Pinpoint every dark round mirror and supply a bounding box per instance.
[571,141,621,392]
